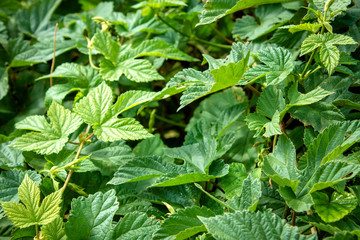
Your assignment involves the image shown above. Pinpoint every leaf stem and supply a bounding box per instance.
[300,50,316,81]
[151,112,186,128]
[49,23,58,87]
[35,224,39,238]
[291,210,296,226]
[208,24,234,44]
[61,125,91,193]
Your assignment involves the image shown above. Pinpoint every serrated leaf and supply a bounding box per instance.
[0,142,25,169]
[288,83,332,107]
[227,175,261,211]
[312,192,357,223]
[74,83,152,141]
[112,10,168,37]
[41,216,66,240]
[105,211,160,240]
[232,4,294,41]
[1,175,62,228]
[257,85,286,118]
[65,190,118,240]
[300,34,323,56]
[263,111,282,137]
[197,0,294,26]
[92,31,120,64]
[16,0,61,38]
[112,90,157,115]
[320,43,340,74]
[283,23,322,33]
[244,47,294,85]
[289,101,345,132]
[245,113,269,137]
[0,65,8,100]
[132,0,186,9]
[80,140,133,176]
[100,58,164,82]
[94,118,152,141]
[11,102,83,155]
[199,210,317,240]
[218,163,261,199]
[263,123,360,212]
[0,170,41,203]
[108,156,228,187]
[153,206,215,240]
[308,0,351,19]
[263,135,300,192]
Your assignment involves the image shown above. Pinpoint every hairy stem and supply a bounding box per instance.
[61,125,91,193]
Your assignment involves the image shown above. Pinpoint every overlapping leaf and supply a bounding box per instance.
[65,190,118,240]
[11,101,83,155]
[1,174,62,228]
[74,82,152,141]
[199,210,317,240]
[244,47,294,85]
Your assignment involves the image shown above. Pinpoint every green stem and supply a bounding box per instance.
[35,225,39,238]
[273,134,278,151]
[194,183,235,212]
[300,50,316,81]
[61,125,91,193]
[152,112,186,128]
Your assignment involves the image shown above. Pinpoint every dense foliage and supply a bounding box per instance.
[0,0,360,239]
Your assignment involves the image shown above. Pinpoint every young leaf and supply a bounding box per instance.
[65,190,119,240]
[92,31,120,64]
[320,44,339,74]
[199,210,317,240]
[312,192,357,223]
[74,82,152,141]
[105,211,160,240]
[153,206,215,240]
[1,174,62,228]
[11,101,83,154]
[41,216,66,240]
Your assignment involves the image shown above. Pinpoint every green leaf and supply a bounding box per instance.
[232,4,294,41]
[263,135,300,192]
[199,210,317,240]
[298,120,360,169]
[153,206,215,240]
[257,85,286,118]
[1,174,62,228]
[132,0,186,9]
[245,113,269,137]
[74,82,152,141]
[320,43,340,74]
[0,170,41,203]
[300,34,323,55]
[197,0,295,26]
[263,111,282,137]
[80,140,133,176]
[0,142,25,169]
[289,102,344,132]
[125,39,198,62]
[105,211,160,240]
[283,23,322,33]
[11,101,83,155]
[218,163,261,198]
[312,192,357,223]
[16,0,62,38]
[244,47,294,85]
[227,175,261,211]
[108,156,228,187]
[308,0,352,20]
[92,31,120,64]
[100,58,164,82]
[65,190,119,240]
[112,90,157,115]
[288,83,333,107]
[94,118,152,141]
[0,65,8,100]
[111,10,168,37]
[41,216,66,240]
